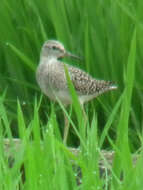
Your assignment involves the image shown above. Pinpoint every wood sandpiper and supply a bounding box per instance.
[36,40,117,143]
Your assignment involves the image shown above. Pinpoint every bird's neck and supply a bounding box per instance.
[40,55,58,64]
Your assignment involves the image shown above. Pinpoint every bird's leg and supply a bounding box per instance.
[77,103,88,142]
[63,106,72,144]
[80,103,88,125]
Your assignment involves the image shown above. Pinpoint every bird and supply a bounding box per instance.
[36,40,117,143]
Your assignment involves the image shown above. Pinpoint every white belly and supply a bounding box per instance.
[44,89,72,105]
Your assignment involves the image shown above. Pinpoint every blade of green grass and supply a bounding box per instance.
[113,28,136,184]
[64,64,87,146]
[7,42,35,71]
[17,99,26,139]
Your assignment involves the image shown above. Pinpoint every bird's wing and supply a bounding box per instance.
[68,65,114,96]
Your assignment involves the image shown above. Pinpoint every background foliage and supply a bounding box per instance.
[0,0,142,147]
[0,0,143,189]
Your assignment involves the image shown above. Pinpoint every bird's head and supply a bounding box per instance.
[41,40,81,60]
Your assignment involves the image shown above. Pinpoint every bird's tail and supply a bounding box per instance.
[106,81,118,90]
[93,80,118,97]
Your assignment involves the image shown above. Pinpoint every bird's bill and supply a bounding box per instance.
[65,51,82,60]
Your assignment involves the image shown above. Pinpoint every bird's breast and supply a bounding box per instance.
[36,61,70,103]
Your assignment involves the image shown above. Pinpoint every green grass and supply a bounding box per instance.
[0,0,143,189]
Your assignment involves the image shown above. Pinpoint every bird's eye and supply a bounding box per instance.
[52,46,57,50]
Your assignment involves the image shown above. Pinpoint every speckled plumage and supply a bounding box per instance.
[36,40,117,105]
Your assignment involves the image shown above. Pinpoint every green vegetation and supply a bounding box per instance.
[0,0,142,189]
